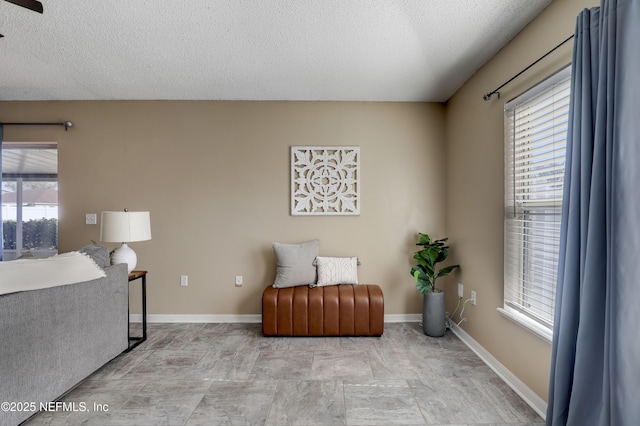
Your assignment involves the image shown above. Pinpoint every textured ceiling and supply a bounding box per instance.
[0,0,551,102]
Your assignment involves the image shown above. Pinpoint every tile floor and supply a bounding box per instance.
[23,322,544,425]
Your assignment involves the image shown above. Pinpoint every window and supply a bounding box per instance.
[1,143,58,261]
[502,67,571,339]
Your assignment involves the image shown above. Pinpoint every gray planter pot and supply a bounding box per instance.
[423,291,446,337]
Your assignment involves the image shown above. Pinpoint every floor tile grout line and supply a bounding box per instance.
[23,323,543,425]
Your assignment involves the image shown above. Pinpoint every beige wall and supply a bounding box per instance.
[444,0,598,402]
[1,0,601,406]
[0,101,446,316]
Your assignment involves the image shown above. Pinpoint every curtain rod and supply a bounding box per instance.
[482,34,574,101]
[0,121,74,131]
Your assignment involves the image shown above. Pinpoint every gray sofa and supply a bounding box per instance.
[0,261,128,426]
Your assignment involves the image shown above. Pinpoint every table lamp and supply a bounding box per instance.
[100,209,151,273]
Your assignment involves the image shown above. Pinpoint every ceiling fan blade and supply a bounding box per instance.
[4,0,43,13]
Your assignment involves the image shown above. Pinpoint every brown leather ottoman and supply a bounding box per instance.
[262,284,384,336]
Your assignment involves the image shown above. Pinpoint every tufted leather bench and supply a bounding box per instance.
[262,284,384,336]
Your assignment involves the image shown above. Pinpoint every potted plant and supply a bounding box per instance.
[410,233,460,336]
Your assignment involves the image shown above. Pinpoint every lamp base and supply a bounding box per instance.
[111,243,137,273]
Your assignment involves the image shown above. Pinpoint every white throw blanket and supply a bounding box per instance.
[0,251,106,296]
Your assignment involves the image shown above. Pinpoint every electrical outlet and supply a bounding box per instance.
[85,213,97,225]
[180,275,188,287]
[235,275,243,287]
[471,290,477,306]
[457,283,464,298]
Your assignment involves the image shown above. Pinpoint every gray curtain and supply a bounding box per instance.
[547,1,640,425]
[0,124,3,261]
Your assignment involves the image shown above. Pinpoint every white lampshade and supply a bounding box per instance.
[100,211,151,273]
[100,211,151,243]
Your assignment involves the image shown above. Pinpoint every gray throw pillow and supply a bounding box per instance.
[272,239,319,288]
[79,245,110,269]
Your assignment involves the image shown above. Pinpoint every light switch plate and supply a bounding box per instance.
[85,213,97,225]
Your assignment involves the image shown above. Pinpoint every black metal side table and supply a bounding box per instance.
[127,270,147,351]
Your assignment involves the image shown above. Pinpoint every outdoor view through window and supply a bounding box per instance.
[1,143,58,261]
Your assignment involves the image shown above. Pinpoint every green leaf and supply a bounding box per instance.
[410,232,460,294]
[413,252,427,267]
[425,246,440,265]
[435,247,449,263]
[418,233,431,245]
[416,281,430,294]
[412,269,420,282]
[436,264,460,278]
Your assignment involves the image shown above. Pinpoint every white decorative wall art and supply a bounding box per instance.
[291,146,360,215]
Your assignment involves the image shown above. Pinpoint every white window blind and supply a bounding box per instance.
[504,66,571,330]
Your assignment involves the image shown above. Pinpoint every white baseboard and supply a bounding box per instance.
[129,313,422,324]
[448,321,547,420]
[384,314,421,323]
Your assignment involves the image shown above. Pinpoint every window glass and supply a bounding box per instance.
[504,67,571,330]
[1,143,58,260]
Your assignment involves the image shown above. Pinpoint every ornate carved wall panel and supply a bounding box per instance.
[291,146,360,215]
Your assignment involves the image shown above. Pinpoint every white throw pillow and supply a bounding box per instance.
[315,256,359,286]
